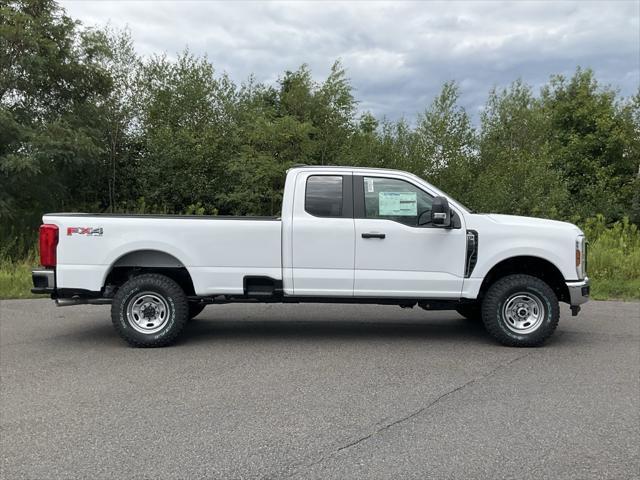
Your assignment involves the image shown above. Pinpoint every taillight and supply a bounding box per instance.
[39,224,59,268]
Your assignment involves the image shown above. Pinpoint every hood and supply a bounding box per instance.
[478,214,583,234]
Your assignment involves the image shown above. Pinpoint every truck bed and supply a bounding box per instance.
[44,213,283,296]
[48,213,280,220]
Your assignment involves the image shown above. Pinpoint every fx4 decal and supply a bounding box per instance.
[67,227,103,236]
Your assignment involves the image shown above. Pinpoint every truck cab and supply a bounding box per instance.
[32,166,590,348]
[283,167,468,297]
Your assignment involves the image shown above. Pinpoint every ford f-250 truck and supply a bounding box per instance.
[32,166,589,348]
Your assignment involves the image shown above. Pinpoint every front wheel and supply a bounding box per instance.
[481,274,559,347]
[111,273,189,347]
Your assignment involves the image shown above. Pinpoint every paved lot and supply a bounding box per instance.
[1,299,638,479]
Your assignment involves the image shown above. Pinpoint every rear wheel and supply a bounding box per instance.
[481,274,559,347]
[111,273,189,347]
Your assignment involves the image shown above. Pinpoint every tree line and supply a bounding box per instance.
[1,0,639,259]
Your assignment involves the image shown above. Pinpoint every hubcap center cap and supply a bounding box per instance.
[142,304,157,319]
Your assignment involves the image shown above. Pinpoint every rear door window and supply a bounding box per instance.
[305,176,344,217]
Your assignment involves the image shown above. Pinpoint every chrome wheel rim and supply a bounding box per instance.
[502,292,545,334]
[126,292,170,334]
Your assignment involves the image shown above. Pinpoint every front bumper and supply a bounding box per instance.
[566,277,590,306]
[31,269,55,294]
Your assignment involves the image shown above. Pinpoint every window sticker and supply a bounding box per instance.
[378,192,417,216]
[366,178,374,193]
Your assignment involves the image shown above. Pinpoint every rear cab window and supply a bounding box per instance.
[305,175,344,217]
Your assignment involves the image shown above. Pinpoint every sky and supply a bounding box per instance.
[61,0,640,122]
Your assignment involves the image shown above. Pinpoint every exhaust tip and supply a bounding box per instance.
[55,298,83,307]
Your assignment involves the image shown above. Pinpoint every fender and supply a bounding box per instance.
[101,241,195,288]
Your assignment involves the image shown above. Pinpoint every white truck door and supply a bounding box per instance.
[290,172,355,296]
[353,174,466,298]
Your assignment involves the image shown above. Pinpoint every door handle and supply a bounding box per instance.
[362,232,386,239]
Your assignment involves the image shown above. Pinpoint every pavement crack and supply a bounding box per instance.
[282,352,531,478]
[337,352,530,453]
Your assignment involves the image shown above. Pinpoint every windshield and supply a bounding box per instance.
[413,175,473,214]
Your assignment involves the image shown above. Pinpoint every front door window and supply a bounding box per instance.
[363,176,433,227]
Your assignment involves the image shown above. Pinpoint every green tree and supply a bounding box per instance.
[0,0,113,256]
[622,91,640,224]
[134,51,237,213]
[345,112,380,167]
[222,78,316,215]
[99,27,139,212]
[541,68,637,221]
[222,114,315,215]
[278,64,316,122]
[471,80,567,216]
[374,118,419,171]
[413,81,477,202]
[312,60,357,165]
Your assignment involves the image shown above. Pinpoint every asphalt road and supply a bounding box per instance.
[1,299,639,479]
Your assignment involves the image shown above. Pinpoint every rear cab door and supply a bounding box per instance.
[285,169,355,296]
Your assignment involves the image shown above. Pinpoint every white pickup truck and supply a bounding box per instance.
[32,166,589,347]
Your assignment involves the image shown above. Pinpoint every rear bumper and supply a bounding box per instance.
[31,269,55,294]
[566,277,590,306]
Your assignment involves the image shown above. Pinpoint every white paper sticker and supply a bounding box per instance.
[366,178,374,193]
[378,192,417,216]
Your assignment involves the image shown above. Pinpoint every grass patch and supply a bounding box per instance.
[582,216,640,301]
[590,279,640,301]
[0,256,40,300]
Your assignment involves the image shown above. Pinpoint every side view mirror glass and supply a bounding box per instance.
[431,196,451,227]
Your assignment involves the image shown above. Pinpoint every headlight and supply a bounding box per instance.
[576,235,587,279]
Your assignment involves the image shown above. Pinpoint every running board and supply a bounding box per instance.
[56,298,112,307]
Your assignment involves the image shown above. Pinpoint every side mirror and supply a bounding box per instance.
[431,196,451,227]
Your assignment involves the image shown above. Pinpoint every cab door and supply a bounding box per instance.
[353,174,466,298]
[290,172,355,296]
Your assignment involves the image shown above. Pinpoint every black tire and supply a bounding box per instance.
[456,302,481,321]
[481,274,559,347]
[111,273,189,347]
[188,302,206,320]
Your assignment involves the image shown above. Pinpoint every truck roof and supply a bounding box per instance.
[287,165,409,175]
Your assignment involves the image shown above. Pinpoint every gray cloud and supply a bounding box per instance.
[61,0,639,122]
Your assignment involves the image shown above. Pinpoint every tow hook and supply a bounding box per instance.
[570,305,581,316]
